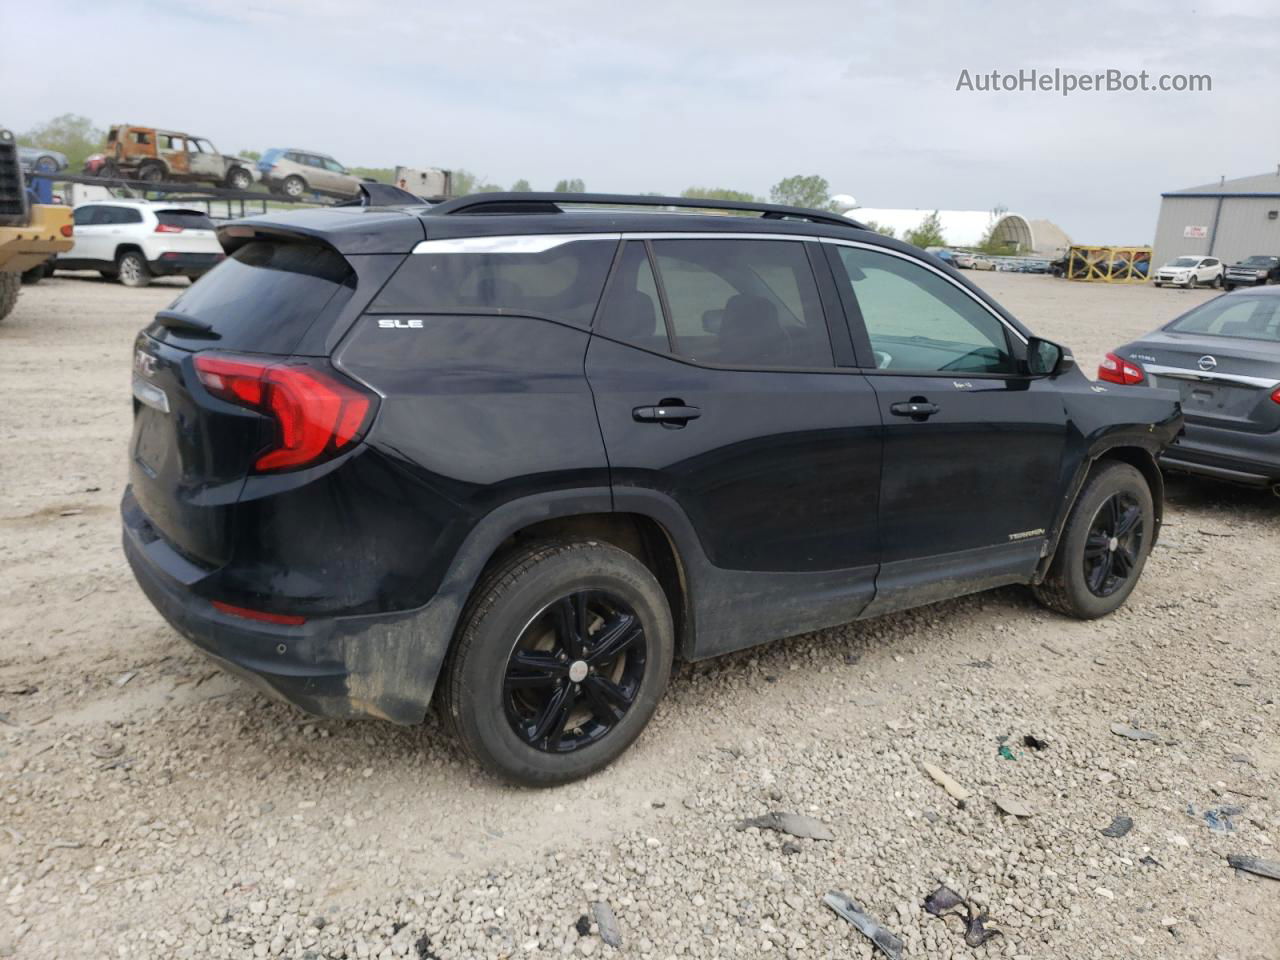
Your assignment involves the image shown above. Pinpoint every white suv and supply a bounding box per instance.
[52,200,224,287]
[1153,255,1223,289]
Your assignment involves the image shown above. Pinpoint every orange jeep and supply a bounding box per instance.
[91,125,259,190]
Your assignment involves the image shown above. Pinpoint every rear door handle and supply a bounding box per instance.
[633,404,701,424]
[889,400,939,420]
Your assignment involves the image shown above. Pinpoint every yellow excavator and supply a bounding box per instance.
[1,127,73,323]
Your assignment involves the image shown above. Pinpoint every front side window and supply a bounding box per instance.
[323,158,346,173]
[835,246,1014,374]
[649,239,833,368]
[369,237,618,328]
[1167,296,1280,342]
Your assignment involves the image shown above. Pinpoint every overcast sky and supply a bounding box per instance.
[4,0,1278,243]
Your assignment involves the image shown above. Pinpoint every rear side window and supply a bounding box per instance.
[370,237,618,328]
[596,242,668,352]
[154,241,355,352]
[101,206,143,225]
[1167,296,1280,342]
[156,209,215,231]
[648,239,833,368]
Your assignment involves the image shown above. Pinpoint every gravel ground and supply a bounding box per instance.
[1,271,1277,960]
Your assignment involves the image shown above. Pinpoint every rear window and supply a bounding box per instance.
[1167,295,1280,342]
[152,241,355,352]
[156,209,215,231]
[369,237,618,328]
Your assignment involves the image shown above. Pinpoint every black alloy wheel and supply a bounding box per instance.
[1083,492,1144,597]
[503,590,647,753]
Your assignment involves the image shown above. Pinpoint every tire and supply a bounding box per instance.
[1153,281,1162,287]
[1033,461,1154,620]
[34,156,58,174]
[20,265,43,285]
[439,540,674,786]
[1224,283,1235,291]
[98,160,118,179]
[116,250,151,288]
[98,269,118,280]
[1213,274,1223,288]
[282,175,306,199]
[1184,274,1196,289]
[137,162,165,183]
[0,272,19,324]
[226,167,253,191]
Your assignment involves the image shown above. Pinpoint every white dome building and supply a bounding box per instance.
[827,198,1068,255]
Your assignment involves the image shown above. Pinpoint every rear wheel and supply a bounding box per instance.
[1033,461,1154,619]
[225,167,252,191]
[0,272,19,323]
[20,265,43,285]
[439,540,674,786]
[282,175,306,199]
[137,162,165,183]
[116,251,151,288]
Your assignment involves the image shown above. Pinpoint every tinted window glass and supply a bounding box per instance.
[1167,296,1280,342]
[596,242,668,352]
[835,246,1014,374]
[113,207,144,224]
[156,209,215,231]
[155,240,355,351]
[650,239,832,368]
[73,206,100,226]
[370,238,617,328]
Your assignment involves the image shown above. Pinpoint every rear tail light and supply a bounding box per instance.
[59,224,73,237]
[1271,386,1280,405]
[1098,352,1145,385]
[211,600,306,626]
[193,353,377,472]
[155,223,183,233]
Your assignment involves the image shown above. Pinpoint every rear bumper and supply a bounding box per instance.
[122,489,444,724]
[1160,420,1280,487]
[147,252,223,277]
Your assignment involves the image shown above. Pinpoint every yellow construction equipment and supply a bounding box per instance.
[1,128,74,323]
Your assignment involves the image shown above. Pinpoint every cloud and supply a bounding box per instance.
[2,0,1276,241]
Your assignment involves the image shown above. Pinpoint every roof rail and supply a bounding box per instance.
[424,192,865,230]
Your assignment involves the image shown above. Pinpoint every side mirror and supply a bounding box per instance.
[1026,337,1074,377]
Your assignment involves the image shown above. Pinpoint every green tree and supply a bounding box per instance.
[769,174,831,210]
[975,206,1017,254]
[904,211,946,248]
[553,178,585,193]
[511,178,532,192]
[681,186,758,204]
[861,219,896,239]
[237,149,262,163]
[18,114,104,170]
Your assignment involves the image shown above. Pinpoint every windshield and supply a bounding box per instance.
[1168,257,1199,267]
[1241,256,1278,266]
[1166,295,1280,342]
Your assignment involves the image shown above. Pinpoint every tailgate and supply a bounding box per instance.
[129,333,266,567]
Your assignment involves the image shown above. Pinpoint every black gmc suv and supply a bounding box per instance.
[124,191,1182,785]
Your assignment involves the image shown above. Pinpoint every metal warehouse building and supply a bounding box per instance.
[1153,168,1280,268]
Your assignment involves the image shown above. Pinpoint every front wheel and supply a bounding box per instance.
[439,540,674,786]
[1033,461,1154,619]
[0,272,19,323]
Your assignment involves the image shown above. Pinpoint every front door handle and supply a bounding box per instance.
[889,399,939,420]
[633,403,701,425]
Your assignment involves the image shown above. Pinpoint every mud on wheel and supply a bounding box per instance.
[1033,461,1154,620]
[439,540,674,786]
